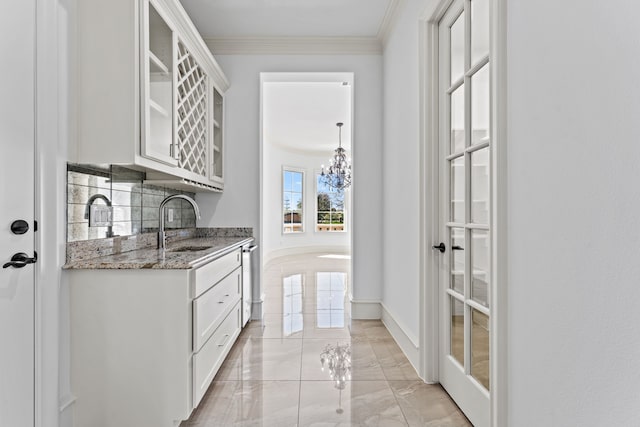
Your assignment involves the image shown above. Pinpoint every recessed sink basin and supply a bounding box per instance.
[168,246,212,253]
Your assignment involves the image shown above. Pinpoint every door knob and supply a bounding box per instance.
[3,252,37,269]
[10,220,29,235]
[432,243,446,253]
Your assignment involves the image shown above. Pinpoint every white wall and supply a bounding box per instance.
[506,0,640,425]
[381,0,425,345]
[262,144,350,262]
[197,54,383,304]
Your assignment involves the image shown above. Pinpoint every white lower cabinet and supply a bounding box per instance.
[193,302,240,407]
[68,249,243,427]
[193,267,241,351]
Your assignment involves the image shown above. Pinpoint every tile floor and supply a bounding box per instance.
[182,253,471,426]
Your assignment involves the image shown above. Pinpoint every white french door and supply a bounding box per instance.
[0,0,36,425]
[436,0,491,425]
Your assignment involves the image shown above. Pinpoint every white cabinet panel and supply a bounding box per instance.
[192,302,241,408]
[193,267,241,351]
[194,248,241,297]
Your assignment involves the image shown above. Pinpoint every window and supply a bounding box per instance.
[283,168,304,233]
[316,173,345,232]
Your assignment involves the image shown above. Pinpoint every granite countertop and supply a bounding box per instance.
[63,236,254,270]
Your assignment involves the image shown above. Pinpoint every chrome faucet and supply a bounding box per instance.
[158,194,201,250]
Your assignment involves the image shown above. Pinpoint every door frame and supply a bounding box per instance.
[418,0,508,425]
[258,72,355,319]
[34,0,66,424]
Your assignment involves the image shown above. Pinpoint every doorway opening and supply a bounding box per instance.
[258,72,354,333]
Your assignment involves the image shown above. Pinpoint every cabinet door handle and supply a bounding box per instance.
[217,334,230,347]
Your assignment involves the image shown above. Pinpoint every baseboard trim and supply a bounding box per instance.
[251,296,265,321]
[59,393,76,413]
[380,303,421,376]
[350,298,381,319]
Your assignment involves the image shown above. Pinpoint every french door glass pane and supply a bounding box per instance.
[471,0,489,65]
[471,309,490,390]
[450,86,465,154]
[471,64,490,145]
[450,12,465,83]
[471,148,489,224]
[450,227,465,293]
[451,297,465,366]
[450,156,465,223]
[471,229,489,307]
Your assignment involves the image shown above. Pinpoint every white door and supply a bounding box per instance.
[435,0,491,425]
[0,0,36,425]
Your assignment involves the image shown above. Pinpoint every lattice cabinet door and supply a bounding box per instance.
[176,40,209,179]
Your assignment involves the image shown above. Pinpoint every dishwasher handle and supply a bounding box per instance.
[243,245,258,253]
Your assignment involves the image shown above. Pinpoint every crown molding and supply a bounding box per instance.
[377,0,404,45]
[200,0,405,55]
[204,36,382,55]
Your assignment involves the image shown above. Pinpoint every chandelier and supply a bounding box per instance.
[320,122,352,190]
[320,342,352,414]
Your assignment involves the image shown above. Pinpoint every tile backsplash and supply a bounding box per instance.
[67,164,197,242]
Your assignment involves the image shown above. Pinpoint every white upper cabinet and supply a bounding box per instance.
[75,0,228,192]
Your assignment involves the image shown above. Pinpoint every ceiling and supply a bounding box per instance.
[263,82,352,155]
[179,0,394,38]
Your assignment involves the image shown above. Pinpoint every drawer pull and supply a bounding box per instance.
[217,294,231,304]
[217,334,230,347]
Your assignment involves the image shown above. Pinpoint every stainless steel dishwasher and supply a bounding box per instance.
[241,243,257,327]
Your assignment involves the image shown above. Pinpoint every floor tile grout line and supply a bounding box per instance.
[387,377,412,426]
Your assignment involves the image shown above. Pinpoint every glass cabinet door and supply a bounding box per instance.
[211,87,224,185]
[142,0,178,166]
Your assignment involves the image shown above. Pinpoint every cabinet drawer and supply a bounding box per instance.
[193,266,241,351]
[194,248,241,298]
[192,301,240,408]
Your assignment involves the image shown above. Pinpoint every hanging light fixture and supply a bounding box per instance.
[320,122,352,190]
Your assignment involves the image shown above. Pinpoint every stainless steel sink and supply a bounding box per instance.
[168,246,212,253]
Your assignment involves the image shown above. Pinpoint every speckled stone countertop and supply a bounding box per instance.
[63,228,254,270]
